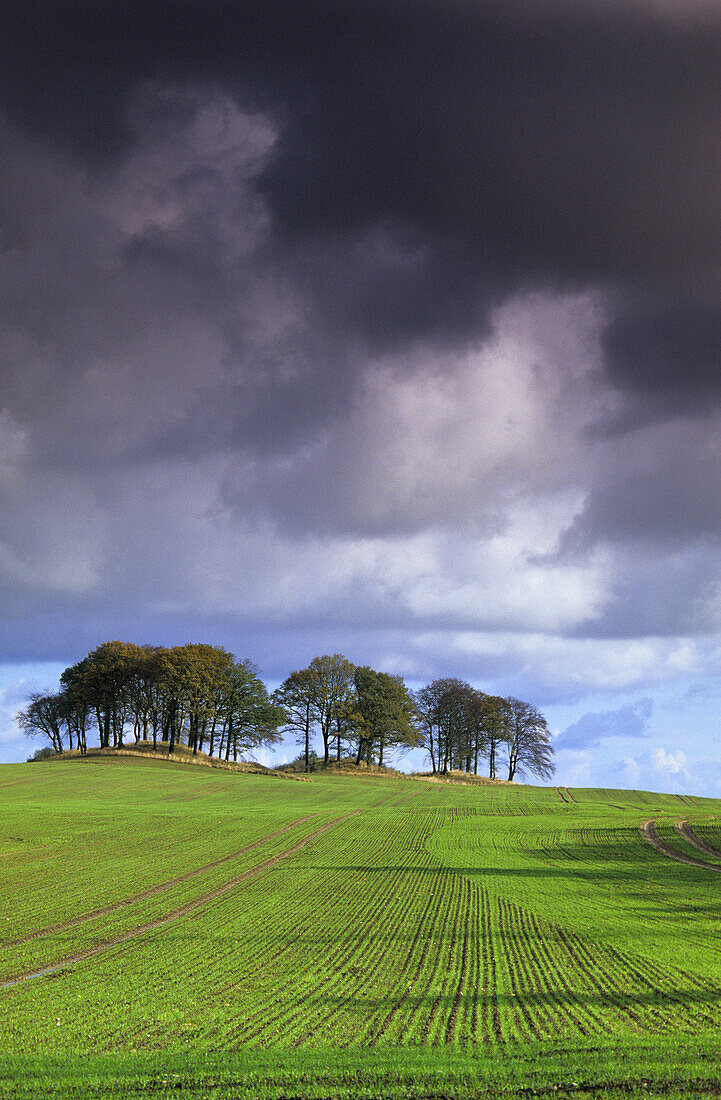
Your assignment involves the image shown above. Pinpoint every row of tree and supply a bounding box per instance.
[18,642,555,781]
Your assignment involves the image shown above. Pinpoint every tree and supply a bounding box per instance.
[478,694,509,780]
[17,692,66,754]
[352,667,419,767]
[272,668,318,772]
[414,682,442,773]
[77,641,146,748]
[58,670,91,754]
[459,687,490,775]
[416,678,474,775]
[220,659,284,763]
[155,646,187,753]
[122,646,165,748]
[503,697,555,782]
[165,644,237,755]
[306,654,356,766]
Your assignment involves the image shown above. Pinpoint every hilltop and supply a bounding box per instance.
[33,745,523,785]
[36,742,305,779]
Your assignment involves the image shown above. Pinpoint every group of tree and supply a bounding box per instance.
[271,658,553,781]
[17,641,284,762]
[273,655,419,770]
[17,642,555,782]
[414,680,554,781]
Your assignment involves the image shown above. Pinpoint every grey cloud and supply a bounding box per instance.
[557,698,653,749]
[601,303,721,421]
[556,406,721,563]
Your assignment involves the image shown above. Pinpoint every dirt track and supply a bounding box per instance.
[641,819,721,872]
[675,819,721,860]
[0,808,367,990]
[1,791,419,990]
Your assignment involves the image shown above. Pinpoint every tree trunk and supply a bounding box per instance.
[304,709,310,772]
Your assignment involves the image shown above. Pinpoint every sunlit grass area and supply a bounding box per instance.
[1,760,719,1097]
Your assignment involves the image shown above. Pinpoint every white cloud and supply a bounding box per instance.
[429,631,703,694]
[0,664,66,762]
[553,748,594,787]
[651,746,691,778]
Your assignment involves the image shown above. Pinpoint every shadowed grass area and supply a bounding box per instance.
[2,1038,720,1098]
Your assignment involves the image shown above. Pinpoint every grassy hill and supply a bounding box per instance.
[1,758,720,1098]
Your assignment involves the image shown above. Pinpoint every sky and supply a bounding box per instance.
[1,0,721,794]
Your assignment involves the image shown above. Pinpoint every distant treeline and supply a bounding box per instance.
[17,641,555,781]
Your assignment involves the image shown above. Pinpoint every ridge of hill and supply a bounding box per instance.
[37,743,307,779]
[33,748,521,785]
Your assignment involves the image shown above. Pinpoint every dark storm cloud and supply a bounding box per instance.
[603,303,721,407]
[4,0,721,356]
[4,0,721,691]
[556,414,721,568]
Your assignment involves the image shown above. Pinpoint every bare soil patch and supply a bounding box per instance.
[41,745,307,779]
[413,771,514,786]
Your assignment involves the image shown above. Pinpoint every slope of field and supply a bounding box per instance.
[0,759,719,1098]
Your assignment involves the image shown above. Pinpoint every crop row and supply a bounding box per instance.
[2,781,721,1062]
[0,768,408,941]
[685,820,721,857]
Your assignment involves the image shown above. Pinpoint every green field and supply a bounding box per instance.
[1,759,720,1098]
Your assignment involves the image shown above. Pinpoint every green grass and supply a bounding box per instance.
[1,760,720,1097]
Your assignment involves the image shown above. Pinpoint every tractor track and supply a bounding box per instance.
[641,819,721,872]
[0,807,377,989]
[676,819,721,860]
[3,814,320,948]
[1,791,418,989]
